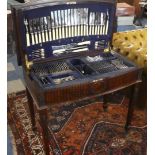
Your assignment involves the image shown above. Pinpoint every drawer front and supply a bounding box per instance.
[89,79,106,95]
[107,70,140,91]
[45,79,106,104]
[45,70,140,105]
[45,82,91,104]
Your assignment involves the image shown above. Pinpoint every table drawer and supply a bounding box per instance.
[45,78,107,104]
[89,79,106,95]
[45,82,91,104]
[107,70,140,90]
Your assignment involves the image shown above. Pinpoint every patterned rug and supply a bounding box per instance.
[8,91,147,155]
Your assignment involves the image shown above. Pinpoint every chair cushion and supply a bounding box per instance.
[112,28,147,70]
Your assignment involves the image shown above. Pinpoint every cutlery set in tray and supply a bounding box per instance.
[30,52,131,87]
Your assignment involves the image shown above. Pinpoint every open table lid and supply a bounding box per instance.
[12,0,116,65]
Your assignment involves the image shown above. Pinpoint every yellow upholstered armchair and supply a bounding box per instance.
[112,28,147,71]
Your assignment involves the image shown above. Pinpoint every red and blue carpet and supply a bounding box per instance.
[8,91,146,155]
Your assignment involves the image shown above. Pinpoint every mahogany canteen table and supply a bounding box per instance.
[11,0,142,154]
[25,64,142,155]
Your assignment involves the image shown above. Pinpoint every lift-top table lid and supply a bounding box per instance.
[12,0,116,64]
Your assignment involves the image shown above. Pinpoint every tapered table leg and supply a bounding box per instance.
[39,109,50,155]
[26,87,36,131]
[125,84,139,131]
